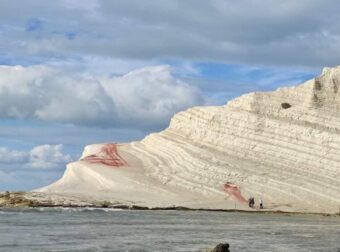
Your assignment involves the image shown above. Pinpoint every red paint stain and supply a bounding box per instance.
[223,182,247,203]
[81,143,127,167]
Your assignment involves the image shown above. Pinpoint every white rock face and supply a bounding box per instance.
[39,66,340,213]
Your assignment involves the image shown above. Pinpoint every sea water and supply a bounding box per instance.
[0,208,339,252]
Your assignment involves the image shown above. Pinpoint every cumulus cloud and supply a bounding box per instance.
[0,144,72,190]
[0,65,203,129]
[0,144,72,170]
[100,66,203,128]
[29,144,72,169]
[0,147,28,164]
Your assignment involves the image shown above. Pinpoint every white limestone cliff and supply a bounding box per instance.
[38,66,340,213]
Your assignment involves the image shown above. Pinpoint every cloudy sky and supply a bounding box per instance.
[1,0,339,191]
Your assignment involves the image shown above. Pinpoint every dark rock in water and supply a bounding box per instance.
[211,243,230,252]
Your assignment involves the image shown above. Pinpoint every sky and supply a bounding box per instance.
[0,0,340,191]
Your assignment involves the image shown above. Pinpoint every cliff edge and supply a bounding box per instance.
[37,66,340,213]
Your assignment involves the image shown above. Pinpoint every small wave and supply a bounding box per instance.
[0,207,126,215]
[29,207,126,213]
[43,245,103,252]
[59,207,125,213]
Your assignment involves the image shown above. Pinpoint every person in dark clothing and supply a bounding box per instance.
[248,197,255,208]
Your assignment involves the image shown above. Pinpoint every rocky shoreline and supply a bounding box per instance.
[1,192,339,217]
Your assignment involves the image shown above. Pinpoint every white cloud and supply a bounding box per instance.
[29,144,72,169]
[101,65,203,128]
[0,144,72,190]
[1,0,340,68]
[0,144,71,170]
[0,64,203,129]
[0,147,28,163]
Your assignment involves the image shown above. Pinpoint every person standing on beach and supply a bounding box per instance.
[259,198,263,209]
[248,197,255,208]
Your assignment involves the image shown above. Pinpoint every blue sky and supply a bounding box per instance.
[0,0,339,191]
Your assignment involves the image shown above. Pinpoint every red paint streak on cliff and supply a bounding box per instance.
[224,182,247,203]
[82,143,128,167]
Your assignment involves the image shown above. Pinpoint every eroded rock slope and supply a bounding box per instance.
[39,66,340,213]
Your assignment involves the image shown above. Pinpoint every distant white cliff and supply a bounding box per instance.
[38,66,340,213]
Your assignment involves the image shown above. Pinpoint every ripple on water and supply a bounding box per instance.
[0,209,339,251]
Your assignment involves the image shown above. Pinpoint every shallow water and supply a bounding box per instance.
[0,208,339,252]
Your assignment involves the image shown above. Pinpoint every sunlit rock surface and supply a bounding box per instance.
[38,66,340,213]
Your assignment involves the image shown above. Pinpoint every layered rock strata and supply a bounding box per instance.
[38,66,340,213]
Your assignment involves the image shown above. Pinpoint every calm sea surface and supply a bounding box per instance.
[0,208,339,252]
